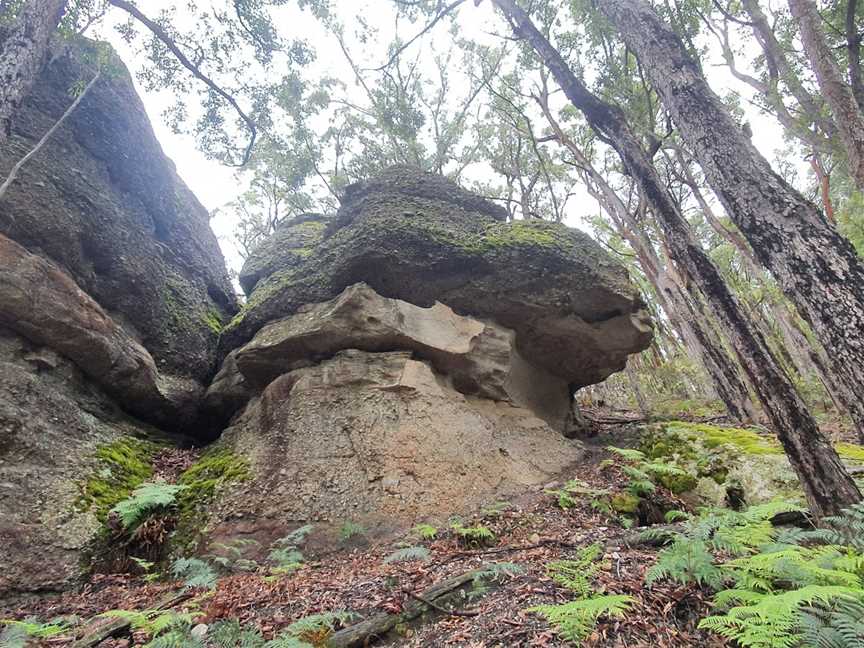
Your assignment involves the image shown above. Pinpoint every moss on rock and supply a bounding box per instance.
[77,437,161,523]
[173,446,250,550]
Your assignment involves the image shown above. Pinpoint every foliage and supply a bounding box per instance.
[170,557,218,590]
[78,438,161,522]
[110,482,186,531]
[268,524,314,573]
[450,521,496,547]
[0,617,76,647]
[383,546,431,564]
[412,523,439,540]
[546,479,609,510]
[100,608,201,646]
[545,544,604,597]
[338,521,366,542]
[527,595,634,643]
[473,562,525,584]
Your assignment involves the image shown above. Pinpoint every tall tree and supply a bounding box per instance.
[787,0,864,189]
[597,0,864,446]
[0,0,68,144]
[488,0,861,517]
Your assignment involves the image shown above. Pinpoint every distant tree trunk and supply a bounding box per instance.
[787,0,864,189]
[846,0,864,110]
[0,0,67,144]
[625,359,650,417]
[535,89,757,422]
[599,0,864,447]
[491,0,861,517]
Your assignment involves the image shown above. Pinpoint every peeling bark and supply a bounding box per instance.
[0,0,67,144]
[491,0,861,516]
[600,0,864,448]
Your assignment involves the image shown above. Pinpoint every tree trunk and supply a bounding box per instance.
[600,0,864,450]
[0,0,67,144]
[787,0,864,189]
[491,0,861,517]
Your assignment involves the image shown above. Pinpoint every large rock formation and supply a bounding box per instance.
[196,168,653,549]
[222,166,651,389]
[0,40,237,385]
[0,43,651,599]
[0,43,235,600]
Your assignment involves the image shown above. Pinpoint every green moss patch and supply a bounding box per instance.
[173,447,250,550]
[611,492,640,514]
[837,443,864,464]
[666,421,781,456]
[77,438,161,522]
[202,308,224,334]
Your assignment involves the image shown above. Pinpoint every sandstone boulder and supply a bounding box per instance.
[0,233,198,428]
[0,41,237,383]
[221,166,652,389]
[206,283,578,434]
[205,349,586,546]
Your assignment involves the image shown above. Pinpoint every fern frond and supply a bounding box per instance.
[527,594,633,642]
[170,557,217,590]
[110,483,186,531]
[383,546,431,564]
[605,447,646,462]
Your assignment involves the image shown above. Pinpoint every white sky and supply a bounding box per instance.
[97,1,792,276]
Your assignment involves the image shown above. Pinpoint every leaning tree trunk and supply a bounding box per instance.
[490,0,861,517]
[536,93,758,422]
[599,0,864,449]
[0,0,67,144]
[787,0,864,189]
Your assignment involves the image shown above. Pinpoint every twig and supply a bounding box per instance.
[403,589,481,617]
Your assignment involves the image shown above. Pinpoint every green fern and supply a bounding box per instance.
[699,586,861,648]
[209,618,267,648]
[473,562,525,584]
[383,546,431,564]
[0,616,74,646]
[170,557,218,590]
[605,446,646,462]
[110,482,186,531]
[412,523,438,540]
[799,595,864,648]
[528,594,633,643]
[450,522,496,547]
[647,538,723,588]
[546,544,604,596]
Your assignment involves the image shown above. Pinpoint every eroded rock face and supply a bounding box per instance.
[0,328,159,600]
[221,166,652,388]
[206,349,585,546]
[206,283,576,433]
[0,41,237,383]
[0,233,199,428]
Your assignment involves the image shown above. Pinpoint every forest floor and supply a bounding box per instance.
[6,410,861,648]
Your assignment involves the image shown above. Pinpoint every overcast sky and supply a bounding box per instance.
[97,1,792,277]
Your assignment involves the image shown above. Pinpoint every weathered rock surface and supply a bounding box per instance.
[0,233,199,428]
[238,213,331,295]
[205,349,585,546]
[0,327,159,600]
[206,283,577,433]
[221,166,652,388]
[0,41,237,383]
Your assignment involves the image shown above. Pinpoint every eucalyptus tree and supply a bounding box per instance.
[486,0,860,516]
[592,0,864,448]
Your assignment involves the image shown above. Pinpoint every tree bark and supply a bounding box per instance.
[491,0,861,517]
[600,0,864,448]
[788,0,864,189]
[0,0,67,144]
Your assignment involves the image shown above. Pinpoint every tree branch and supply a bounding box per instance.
[107,0,257,166]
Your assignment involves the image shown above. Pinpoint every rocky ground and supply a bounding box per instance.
[0,415,776,648]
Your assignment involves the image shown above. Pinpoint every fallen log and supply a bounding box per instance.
[71,590,192,648]
[326,569,487,648]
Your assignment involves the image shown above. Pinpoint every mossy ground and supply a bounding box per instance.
[77,437,162,523]
[173,446,250,551]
